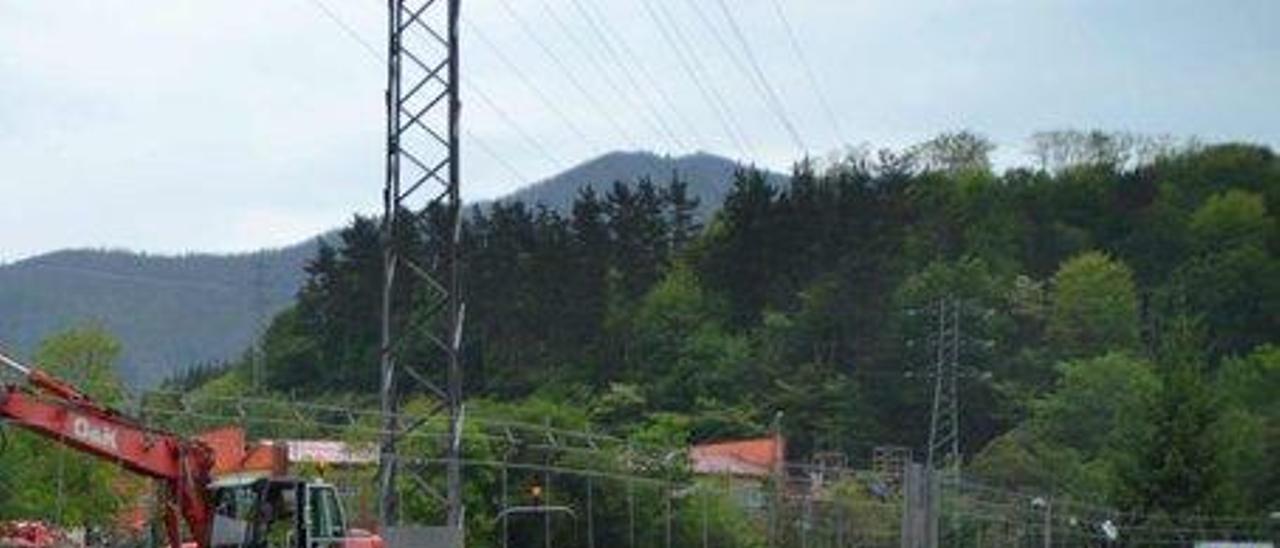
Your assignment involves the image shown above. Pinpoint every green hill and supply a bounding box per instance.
[0,151,765,387]
[0,246,314,387]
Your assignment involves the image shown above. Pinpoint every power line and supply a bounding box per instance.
[464,16,601,152]
[576,0,711,149]
[533,0,681,152]
[680,0,785,147]
[765,0,846,146]
[494,0,640,151]
[710,0,808,153]
[564,0,696,151]
[467,82,569,175]
[687,0,806,155]
[305,0,381,61]
[466,128,531,187]
[639,0,752,160]
[653,0,760,160]
[309,0,558,188]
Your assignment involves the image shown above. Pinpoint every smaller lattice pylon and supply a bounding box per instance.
[872,445,911,494]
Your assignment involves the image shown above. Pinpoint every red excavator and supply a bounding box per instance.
[0,350,383,548]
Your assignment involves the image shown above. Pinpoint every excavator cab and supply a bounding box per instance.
[208,477,374,548]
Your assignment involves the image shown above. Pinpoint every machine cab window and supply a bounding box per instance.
[306,484,347,547]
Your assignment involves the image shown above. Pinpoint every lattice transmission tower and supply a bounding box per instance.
[926,297,961,480]
[377,0,464,531]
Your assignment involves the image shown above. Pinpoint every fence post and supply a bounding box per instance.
[586,477,594,548]
[900,463,938,548]
[501,462,509,548]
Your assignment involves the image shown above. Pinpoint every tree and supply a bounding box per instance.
[1046,252,1141,358]
[1028,130,1168,172]
[699,169,780,326]
[1188,190,1272,251]
[31,325,126,406]
[0,327,140,531]
[607,179,671,301]
[628,266,749,412]
[567,187,612,353]
[665,175,702,253]
[1117,319,1239,521]
[972,352,1160,500]
[1167,244,1280,358]
[1168,190,1280,357]
[910,131,995,174]
[1029,353,1158,476]
[264,215,390,395]
[172,137,1279,507]
[1215,345,1280,511]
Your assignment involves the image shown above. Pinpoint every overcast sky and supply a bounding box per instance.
[1,0,1277,262]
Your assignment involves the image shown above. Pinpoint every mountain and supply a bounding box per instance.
[0,246,317,387]
[0,151,780,388]
[496,151,785,218]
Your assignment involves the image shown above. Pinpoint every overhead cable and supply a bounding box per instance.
[766,0,846,145]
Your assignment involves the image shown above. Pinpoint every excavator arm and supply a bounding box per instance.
[0,351,214,547]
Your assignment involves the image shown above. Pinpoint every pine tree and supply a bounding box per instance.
[700,169,779,326]
[664,174,701,253]
[606,179,671,300]
[568,187,612,350]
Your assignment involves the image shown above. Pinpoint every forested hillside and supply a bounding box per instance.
[207,132,1279,519]
[0,247,311,386]
[0,152,763,387]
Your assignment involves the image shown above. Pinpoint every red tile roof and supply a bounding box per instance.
[689,435,785,478]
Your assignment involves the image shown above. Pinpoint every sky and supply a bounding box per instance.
[1,0,1277,262]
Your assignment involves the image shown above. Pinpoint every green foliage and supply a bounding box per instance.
[1029,353,1158,458]
[31,325,126,406]
[0,327,141,529]
[1116,319,1239,521]
[971,352,1159,500]
[1189,190,1273,250]
[1167,244,1280,357]
[8,137,1278,533]
[676,480,768,548]
[628,266,751,412]
[1046,252,1141,358]
[213,136,1279,521]
[969,429,1083,493]
[1164,190,1280,357]
[1214,345,1280,510]
[909,131,996,174]
[828,478,903,544]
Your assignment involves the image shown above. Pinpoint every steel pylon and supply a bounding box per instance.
[377,0,463,531]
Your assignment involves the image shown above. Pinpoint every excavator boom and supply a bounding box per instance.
[0,350,214,547]
[1,348,382,548]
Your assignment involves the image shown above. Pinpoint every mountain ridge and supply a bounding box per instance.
[0,151,782,387]
[496,151,784,218]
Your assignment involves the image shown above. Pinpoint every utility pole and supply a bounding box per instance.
[250,253,266,390]
[377,0,464,533]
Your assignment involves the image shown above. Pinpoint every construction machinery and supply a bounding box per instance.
[0,350,383,548]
